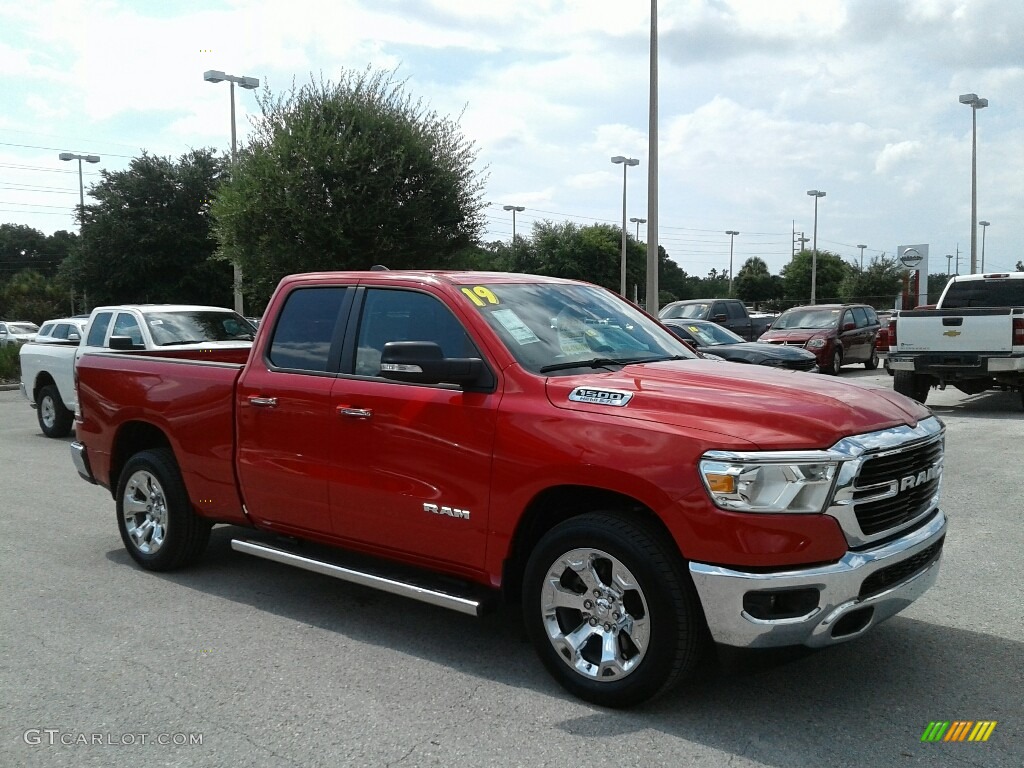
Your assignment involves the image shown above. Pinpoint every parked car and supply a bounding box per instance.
[0,321,39,347]
[875,312,897,376]
[33,317,88,344]
[662,318,818,372]
[659,298,773,341]
[759,304,881,374]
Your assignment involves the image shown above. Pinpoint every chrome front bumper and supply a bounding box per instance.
[70,441,97,485]
[689,510,946,649]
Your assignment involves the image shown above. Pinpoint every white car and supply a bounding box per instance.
[0,321,39,347]
[33,317,88,344]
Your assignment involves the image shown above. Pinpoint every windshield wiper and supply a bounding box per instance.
[539,355,689,374]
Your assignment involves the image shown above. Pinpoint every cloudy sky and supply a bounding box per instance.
[1,0,1021,279]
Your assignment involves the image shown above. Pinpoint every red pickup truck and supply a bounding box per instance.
[72,270,947,707]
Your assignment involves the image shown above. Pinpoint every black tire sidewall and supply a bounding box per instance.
[37,384,72,438]
[522,513,700,707]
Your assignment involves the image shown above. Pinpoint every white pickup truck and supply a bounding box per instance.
[889,272,1024,407]
[20,304,256,437]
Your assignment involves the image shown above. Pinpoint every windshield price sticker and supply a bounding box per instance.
[568,387,633,407]
[461,286,500,307]
[492,308,541,345]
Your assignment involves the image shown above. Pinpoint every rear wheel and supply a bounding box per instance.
[37,384,73,438]
[828,348,843,375]
[522,512,709,707]
[864,347,879,370]
[116,448,211,571]
[893,370,931,404]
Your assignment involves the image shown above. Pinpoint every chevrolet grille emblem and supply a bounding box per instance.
[942,330,961,337]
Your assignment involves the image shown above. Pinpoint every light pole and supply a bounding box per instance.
[959,92,988,274]
[611,155,639,297]
[978,220,990,272]
[725,230,739,296]
[59,152,101,223]
[857,244,867,271]
[630,216,647,241]
[807,190,826,304]
[205,69,260,315]
[946,254,953,276]
[502,205,525,246]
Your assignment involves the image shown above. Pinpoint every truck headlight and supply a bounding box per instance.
[699,452,839,513]
[806,338,826,348]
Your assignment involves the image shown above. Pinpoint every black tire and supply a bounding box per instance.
[893,370,930,404]
[36,384,73,438]
[115,448,211,571]
[828,348,843,375]
[885,359,894,377]
[522,512,710,708]
[864,347,879,370]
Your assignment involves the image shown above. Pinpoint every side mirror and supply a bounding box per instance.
[712,314,728,323]
[68,333,81,342]
[380,341,486,388]
[108,335,142,350]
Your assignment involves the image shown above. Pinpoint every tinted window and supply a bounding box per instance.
[86,313,113,346]
[726,302,745,320]
[354,289,476,377]
[851,307,869,328]
[942,279,1024,309]
[268,288,346,372]
[39,322,55,337]
[112,313,144,346]
[864,307,878,325]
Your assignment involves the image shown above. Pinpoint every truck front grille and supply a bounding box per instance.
[853,440,944,535]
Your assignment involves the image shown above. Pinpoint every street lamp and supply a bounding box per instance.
[630,216,647,241]
[978,220,990,272]
[959,92,988,274]
[58,152,101,223]
[857,244,867,271]
[946,254,953,276]
[205,69,260,315]
[503,205,525,245]
[611,155,640,297]
[725,230,739,296]
[806,190,826,304]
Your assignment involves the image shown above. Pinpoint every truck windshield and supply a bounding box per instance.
[146,311,257,346]
[460,282,697,374]
[941,279,1024,309]
[661,303,711,319]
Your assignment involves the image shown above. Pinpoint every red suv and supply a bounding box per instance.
[758,304,881,374]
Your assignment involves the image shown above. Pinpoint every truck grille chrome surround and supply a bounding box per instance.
[825,416,944,548]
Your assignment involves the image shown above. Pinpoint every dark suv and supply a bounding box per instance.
[758,304,881,374]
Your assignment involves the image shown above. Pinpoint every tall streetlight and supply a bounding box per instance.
[978,220,990,272]
[725,230,739,296]
[959,92,988,274]
[630,216,647,241]
[205,69,260,315]
[59,152,101,222]
[806,190,826,304]
[611,155,639,297]
[503,204,525,246]
[857,244,867,271]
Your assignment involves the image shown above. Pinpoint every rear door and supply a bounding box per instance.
[327,284,499,570]
[236,286,353,537]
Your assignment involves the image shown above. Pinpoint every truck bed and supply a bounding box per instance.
[896,307,1017,354]
[74,349,250,525]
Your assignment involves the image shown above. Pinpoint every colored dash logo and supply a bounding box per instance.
[921,721,997,742]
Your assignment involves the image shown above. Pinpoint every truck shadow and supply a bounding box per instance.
[106,528,1021,767]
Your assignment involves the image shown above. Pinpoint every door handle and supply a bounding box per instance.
[248,396,278,408]
[337,406,373,419]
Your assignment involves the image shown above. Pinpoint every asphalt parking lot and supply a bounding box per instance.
[1,371,1021,768]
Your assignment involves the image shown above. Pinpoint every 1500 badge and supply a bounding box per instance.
[568,387,633,407]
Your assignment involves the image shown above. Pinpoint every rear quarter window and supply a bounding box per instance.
[268,287,347,372]
[86,313,113,346]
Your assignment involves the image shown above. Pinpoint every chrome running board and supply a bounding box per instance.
[231,538,487,617]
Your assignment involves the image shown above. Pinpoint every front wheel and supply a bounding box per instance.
[116,448,211,571]
[893,370,931,404]
[522,512,709,707]
[37,384,73,438]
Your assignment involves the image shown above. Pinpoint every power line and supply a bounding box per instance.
[0,141,133,159]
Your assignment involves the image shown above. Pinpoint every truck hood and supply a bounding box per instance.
[544,359,930,450]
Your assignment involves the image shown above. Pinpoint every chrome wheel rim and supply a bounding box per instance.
[540,547,650,682]
[122,470,168,555]
[40,395,56,428]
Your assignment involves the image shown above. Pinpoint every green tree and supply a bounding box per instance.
[0,269,68,323]
[1016,260,1023,272]
[213,68,487,306]
[838,254,902,308]
[734,257,775,309]
[61,149,230,307]
[781,249,850,305]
